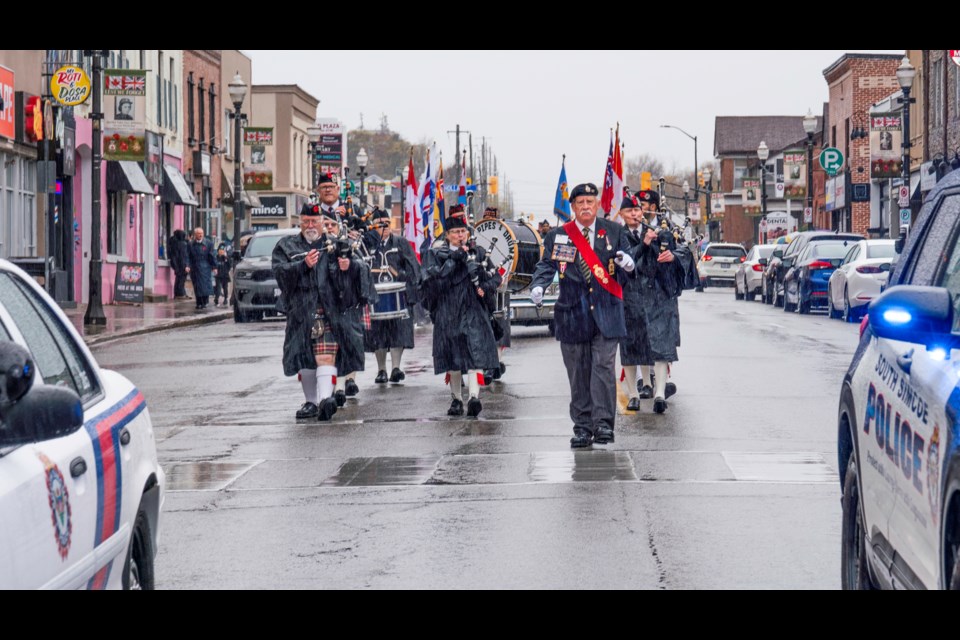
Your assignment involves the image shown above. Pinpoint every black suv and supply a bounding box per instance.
[232,228,299,322]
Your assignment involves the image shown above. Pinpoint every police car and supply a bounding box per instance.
[0,260,164,589]
[839,170,960,589]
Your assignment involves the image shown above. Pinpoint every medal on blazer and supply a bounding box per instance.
[608,258,615,276]
[598,228,611,251]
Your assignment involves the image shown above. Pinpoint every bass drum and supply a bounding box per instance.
[473,219,543,292]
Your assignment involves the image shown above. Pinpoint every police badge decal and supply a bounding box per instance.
[38,452,72,559]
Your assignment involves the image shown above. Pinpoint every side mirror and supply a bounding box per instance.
[0,341,35,405]
[0,385,84,447]
[830,258,843,268]
[880,262,892,272]
[868,286,954,348]
[894,237,905,254]
[782,257,795,269]
[772,249,784,260]
[758,258,768,267]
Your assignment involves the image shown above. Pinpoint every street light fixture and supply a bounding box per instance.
[896,56,916,238]
[757,140,769,223]
[356,147,368,209]
[307,124,322,189]
[228,71,247,262]
[660,124,698,199]
[802,109,817,232]
[682,179,690,220]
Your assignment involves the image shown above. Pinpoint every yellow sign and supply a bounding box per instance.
[51,65,91,106]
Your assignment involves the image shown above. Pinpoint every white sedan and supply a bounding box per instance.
[735,244,777,301]
[827,239,896,322]
[0,260,164,589]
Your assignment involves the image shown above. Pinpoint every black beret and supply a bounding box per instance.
[569,183,599,201]
[316,172,337,186]
[619,194,639,210]
[445,210,468,231]
[372,208,390,220]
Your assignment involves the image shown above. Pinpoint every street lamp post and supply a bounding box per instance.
[356,147,368,210]
[896,56,916,238]
[307,125,322,190]
[757,141,769,228]
[682,179,690,222]
[803,109,817,232]
[228,72,247,262]
[661,124,698,209]
[83,49,109,326]
[703,166,713,241]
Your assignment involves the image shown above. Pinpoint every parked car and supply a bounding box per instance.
[827,239,896,322]
[510,274,559,335]
[760,236,794,304]
[838,169,960,589]
[0,260,164,589]
[735,244,777,301]
[763,230,863,307]
[696,243,746,289]
[232,228,299,323]
[782,239,855,313]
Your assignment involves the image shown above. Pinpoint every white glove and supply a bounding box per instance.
[615,250,635,273]
[530,286,544,306]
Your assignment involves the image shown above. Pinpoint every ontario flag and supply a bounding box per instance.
[403,153,421,260]
[458,152,467,205]
[600,125,625,220]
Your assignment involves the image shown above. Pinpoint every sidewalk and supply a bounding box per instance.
[63,298,232,347]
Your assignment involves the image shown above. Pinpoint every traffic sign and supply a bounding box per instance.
[900,208,912,226]
[804,207,813,223]
[898,185,910,208]
[759,218,768,232]
[819,147,844,176]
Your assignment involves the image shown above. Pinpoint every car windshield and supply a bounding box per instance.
[757,246,776,259]
[245,235,285,258]
[706,246,745,258]
[867,243,897,259]
[810,243,853,259]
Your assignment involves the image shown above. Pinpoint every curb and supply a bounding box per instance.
[84,310,233,347]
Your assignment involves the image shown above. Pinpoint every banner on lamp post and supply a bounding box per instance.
[870,113,903,179]
[783,149,807,199]
[742,179,761,215]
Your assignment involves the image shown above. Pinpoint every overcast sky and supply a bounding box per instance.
[248,50,903,217]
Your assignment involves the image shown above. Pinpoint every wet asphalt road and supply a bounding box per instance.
[92,288,862,589]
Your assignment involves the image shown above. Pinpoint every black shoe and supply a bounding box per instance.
[334,390,346,407]
[653,397,668,414]
[447,398,464,416]
[389,368,405,383]
[570,431,593,449]
[626,397,641,412]
[637,384,654,399]
[467,397,482,417]
[295,402,319,419]
[499,362,507,376]
[317,397,338,421]
[594,426,615,444]
[665,382,677,399]
[345,379,359,397]
[375,370,388,384]
[482,370,494,386]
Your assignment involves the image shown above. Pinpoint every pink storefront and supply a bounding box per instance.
[73,118,193,304]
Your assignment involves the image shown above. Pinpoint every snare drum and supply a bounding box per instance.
[370,281,409,320]
[473,219,543,293]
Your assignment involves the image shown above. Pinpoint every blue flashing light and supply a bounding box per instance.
[929,347,948,362]
[883,309,912,325]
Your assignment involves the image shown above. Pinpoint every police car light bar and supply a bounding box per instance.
[882,309,912,325]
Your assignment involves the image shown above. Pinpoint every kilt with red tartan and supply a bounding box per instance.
[311,307,338,357]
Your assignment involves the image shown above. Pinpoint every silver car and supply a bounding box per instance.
[232,228,299,323]
[734,244,777,301]
[697,243,746,289]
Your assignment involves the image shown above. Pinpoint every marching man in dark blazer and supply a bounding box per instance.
[530,183,637,448]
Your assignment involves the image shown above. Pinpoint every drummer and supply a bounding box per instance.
[359,208,421,383]
[481,206,510,383]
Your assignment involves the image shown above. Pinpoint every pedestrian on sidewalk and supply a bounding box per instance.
[188,227,217,310]
[214,243,232,307]
[168,229,191,299]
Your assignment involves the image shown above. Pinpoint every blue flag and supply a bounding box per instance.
[554,159,571,222]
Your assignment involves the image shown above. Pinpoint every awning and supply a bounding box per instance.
[106,160,154,194]
[161,164,199,206]
[221,171,262,208]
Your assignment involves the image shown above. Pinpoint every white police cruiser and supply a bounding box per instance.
[839,170,960,589]
[0,260,163,589]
